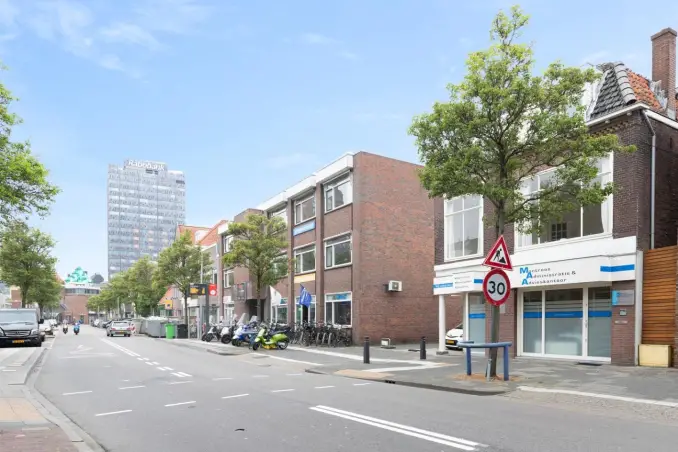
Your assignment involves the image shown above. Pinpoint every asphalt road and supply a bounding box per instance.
[33,326,678,452]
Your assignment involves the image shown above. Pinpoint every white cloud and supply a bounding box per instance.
[0,0,18,27]
[133,0,211,35]
[338,50,358,61]
[100,22,162,51]
[301,32,338,45]
[579,51,610,66]
[352,112,407,122]
[265,152,314,170]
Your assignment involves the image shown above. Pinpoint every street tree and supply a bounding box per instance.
[28,270,62,317]
[222,214,289,320]
[409,6,634,377]
[0,64,59,223]
[156,231,213,326]
[0,221,57,307]
[127,256,166,317]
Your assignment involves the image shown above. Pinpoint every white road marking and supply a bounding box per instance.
[287,346,438,366]
[252,375,269,378]
[150,362,159,365]
[222,394,249,399]
[174,371,191,377]
[213,377,233,381]
[353,383,371,386]
[165,401,195,407]
[1,369,16,372]
[62,391,93,396]
[252,353,323,366]
[164,367,174,371]
[122,380,130,382]
[101,339,140,357]
[364,365,447,373]
[168,381,192,385]
[286,373,303,376]
[95,410,132,417]
[145,362,154,366]
[271,389,295,393]
[137,358,144,361]
[518,386,678,408]
[119,385,145,390]
[314,385,335,389]
[311,405,483,451]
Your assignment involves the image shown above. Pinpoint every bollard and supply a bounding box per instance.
[420,336,426,360]
[363,336,370,364]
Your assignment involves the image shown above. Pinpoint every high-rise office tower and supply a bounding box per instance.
[107,160,186,280]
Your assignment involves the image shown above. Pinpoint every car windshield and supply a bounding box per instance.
[111,322,128,327]
[0,311,36,325]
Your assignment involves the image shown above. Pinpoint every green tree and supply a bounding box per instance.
[156,231,213,326]
[0,221,57,307]
[409,6,634,377]
[222,214,289,320]
[28,270,62,317]
[127,256,166,317]
[0,65,59,223]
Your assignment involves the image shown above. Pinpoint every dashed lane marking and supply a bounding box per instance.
[222,394,249,399]
[62,391,93,396]
[95,410,132,417]
[165,401,195,407]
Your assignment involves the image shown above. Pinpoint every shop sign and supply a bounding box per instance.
[433,273,484,295]
[612,290,634,306]
[511,257,636,288]
[293,220,316,236]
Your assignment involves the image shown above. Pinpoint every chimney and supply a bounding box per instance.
[651,27,677,118]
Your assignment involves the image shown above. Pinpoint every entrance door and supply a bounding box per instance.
[467,293,486,351]
[519,286,612,360]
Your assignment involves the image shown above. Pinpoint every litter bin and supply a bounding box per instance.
[165,323,175,339]
[176,323,188,339]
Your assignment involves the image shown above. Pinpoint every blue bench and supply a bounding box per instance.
[457,341,513,382]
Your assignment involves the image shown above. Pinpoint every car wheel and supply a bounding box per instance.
[36,340,42,348]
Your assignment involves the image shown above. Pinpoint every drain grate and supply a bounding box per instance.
[384,379,396,384]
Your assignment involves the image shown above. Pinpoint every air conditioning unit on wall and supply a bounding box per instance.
[387,281,402,292]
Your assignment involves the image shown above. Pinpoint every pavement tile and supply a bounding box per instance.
[0,423,78,451]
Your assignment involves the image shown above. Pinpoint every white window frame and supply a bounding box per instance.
[224,270,234,288]
[223,235,233,253]
[515,154,613,250]
[294,195,316,225]
[295,295,317,323]
[271,298,288,324]
[270,207,287,225]
[444,195,484,262]
[324,233,352,269]
[324,291,352,326]
[324,173,353,213]
[294,245,316,274]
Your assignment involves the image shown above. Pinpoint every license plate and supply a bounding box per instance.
[445,339,457,345]
[12,340,25,344]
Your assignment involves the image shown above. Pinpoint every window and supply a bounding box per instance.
[224,270,234,288]
[294,195,315,224]
[275,253,289,276]
[270,208,287,224]
[325,234,352,268]
[325,175,352,212]
[271,298,288,324]
[444,195,482,260]
[223,235,233,253]
[325,292,352,326]
[294,245,316,273]
[517,155,612,248]
[295,295,316,323]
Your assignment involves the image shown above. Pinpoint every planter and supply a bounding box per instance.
[638,344,673,367]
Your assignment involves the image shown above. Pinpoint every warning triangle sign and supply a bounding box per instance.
[483,235,513,270]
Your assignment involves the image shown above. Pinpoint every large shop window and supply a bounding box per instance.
[325,292,352,326]
[445,195,482,260]
[294,196,316,225]
[325,175,352,212]
[517,155,612,247]
[294,245,316,274]
[325,234,352,268]
[295,295,316,323]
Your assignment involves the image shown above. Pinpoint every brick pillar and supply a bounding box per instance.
[651,27,677,118]
[610,281,636,366]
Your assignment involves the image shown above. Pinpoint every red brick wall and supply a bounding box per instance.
[610,280,637,365]
[353,152,437,343]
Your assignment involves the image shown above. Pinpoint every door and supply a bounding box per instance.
[467,293,486,353]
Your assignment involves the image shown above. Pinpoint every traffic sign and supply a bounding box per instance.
[483,235,513,271]
[208,283,217,296]
[482,268,511,306]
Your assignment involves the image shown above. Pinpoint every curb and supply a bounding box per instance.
[24,342,105,451]
[305,367,512,396]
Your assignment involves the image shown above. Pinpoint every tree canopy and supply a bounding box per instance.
[222,214,289,320]
[127,256,166,317]
[0,64,59,223]
[28,271,62,317]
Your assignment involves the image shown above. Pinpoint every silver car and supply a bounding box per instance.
[107,320,132,337]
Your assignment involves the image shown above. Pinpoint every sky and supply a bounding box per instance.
[0,0,673,278]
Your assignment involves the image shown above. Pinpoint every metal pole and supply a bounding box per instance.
[420,336,426,360]
[363,337,370,364]
[437,295,447,355]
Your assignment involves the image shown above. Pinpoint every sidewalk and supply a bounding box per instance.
[151,337,252,356]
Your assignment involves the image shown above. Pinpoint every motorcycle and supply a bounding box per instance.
[62,325,68,334]
[74,324,80,335]
[252,324,289,350]
[202,324,222,343]
[220,323,236,344]
[231,315,259,347]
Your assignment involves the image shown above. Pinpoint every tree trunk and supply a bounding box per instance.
[488,207,506,378]
[183,294,189,328]
[21,287,28,308]
[256,282,262,321]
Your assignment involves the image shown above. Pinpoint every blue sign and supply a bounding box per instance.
[433,283,453,289]
[293,220,316,236]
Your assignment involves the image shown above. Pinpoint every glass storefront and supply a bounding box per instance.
[467,293,486,348]
[520,286,612,359]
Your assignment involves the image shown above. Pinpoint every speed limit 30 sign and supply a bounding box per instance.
[482,268,511,306]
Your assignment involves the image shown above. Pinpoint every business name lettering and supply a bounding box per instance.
[520,266,576,286]
[125,160,167,171]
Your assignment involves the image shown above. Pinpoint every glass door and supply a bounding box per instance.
[587,287,612,358]
[467,293,486,352]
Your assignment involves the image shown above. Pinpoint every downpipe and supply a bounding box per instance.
[641,110,656,249]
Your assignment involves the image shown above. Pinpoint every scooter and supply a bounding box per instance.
[74,324,80,335]
[62,325,68,334]
[220,323,236,344]
[202,324,222,342]
[252,324,289,350]
[231,315,259,347]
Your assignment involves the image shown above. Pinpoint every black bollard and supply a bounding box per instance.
[363,336,370,364]
[420,336,427,360]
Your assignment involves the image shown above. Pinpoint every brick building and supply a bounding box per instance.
[433,27,678,366]
[218,152,451,343]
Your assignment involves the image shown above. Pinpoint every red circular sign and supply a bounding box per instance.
[482,268,511,306]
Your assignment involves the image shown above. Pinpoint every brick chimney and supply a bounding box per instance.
[651,27,677,119]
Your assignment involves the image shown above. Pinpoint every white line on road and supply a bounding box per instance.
[137,358,144,361]
[168,381,192,385]
[1,369,16,372]
[517,386,678,408]
[164,367,173,371]
[314,386,335,389]
[95,410,132,417]
[119,385,145,390]
[287,346,438,366]
[145,362,154,366]
[150,362,159,365]
[62,391,93,396]
[286,373,303,376]
[165,401,195,407]
[222,394,249,399]
[252,375,269,378]
[174,371,191,377]
[311,405,482,451]
[271,389,295,393]
[364,365,445,373]
[213,377,233,381]
[353,383,371,386]
[252,353,323,366]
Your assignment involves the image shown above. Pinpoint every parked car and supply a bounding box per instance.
[40,320,54,336]
[107,320,132,337]
[0,308,44,347]
[445,323,464,350]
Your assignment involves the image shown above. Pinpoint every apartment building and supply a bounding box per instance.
[433,27,678,366]
[218,151,454,343]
